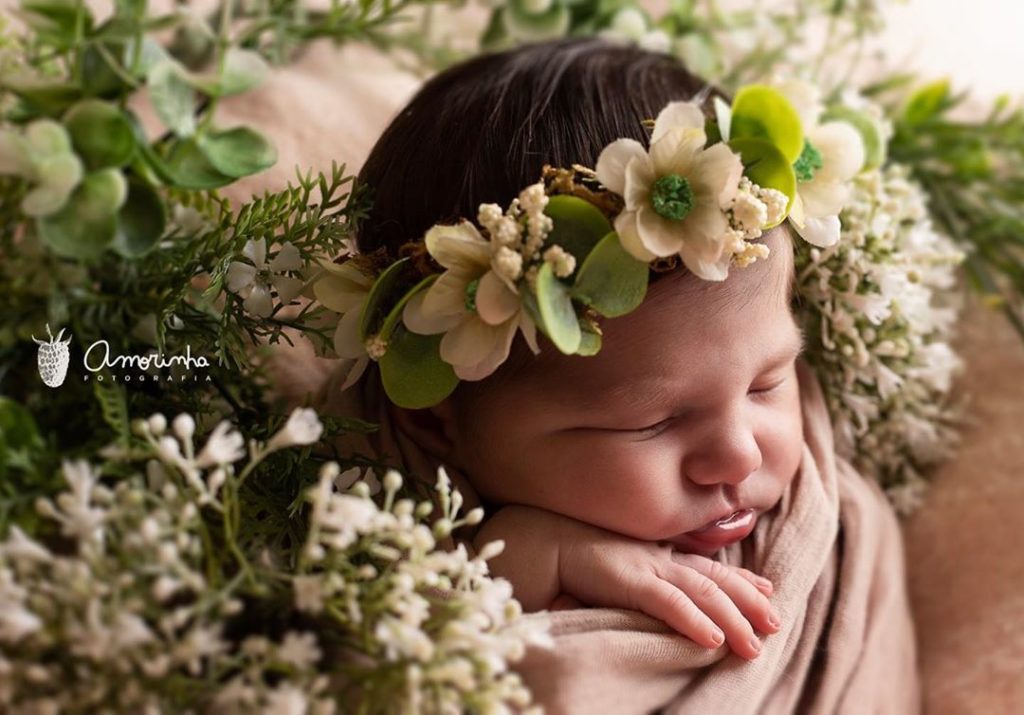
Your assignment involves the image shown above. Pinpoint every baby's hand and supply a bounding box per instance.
[474,505,780,661]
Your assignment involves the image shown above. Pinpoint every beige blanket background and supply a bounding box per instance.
[206,3,1023,711]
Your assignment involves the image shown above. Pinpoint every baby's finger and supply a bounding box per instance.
[629,576,727,650]
[661,562,765,661]
[672,554,780,637]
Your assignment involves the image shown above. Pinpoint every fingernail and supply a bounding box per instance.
[758,577,773,591]
[749,636,762,653]
[711,629,725,646]
[768,610,781,629]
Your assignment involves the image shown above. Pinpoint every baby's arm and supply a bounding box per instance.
[473,504,779,661]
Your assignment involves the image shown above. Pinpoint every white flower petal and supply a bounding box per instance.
[243,283,273,317]
[519,311,541,355]
[402,289,463,335]
[269,242,303,272]
[809,121,865,182]
[440,315,512,374]
[792,213,841,248]
[447,319,519,381]
[651,101,706,144]
[242,239,266,269]
[636,205,685,257]
[314,270,369,314]
[692,142,744,208]
[800,178,849,218]
[338,355,370,392]
[650,127,705,177]
[774,78,823,130]
[272,275,305,303]
[333,300,367,358]
[422,268,477,318]
[623,154,655,210]
[678,236,730,281]
[226,261,257,293]
[424,222,490,271]
[475,270,520,326]
[595,138,648,196]
[613,210,658,262]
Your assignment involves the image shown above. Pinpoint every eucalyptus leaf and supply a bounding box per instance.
[571,231,648,317]
[112,178,166,258]
[577,322,602,356]
[360,257,411,341]
[504,0,570,40]
[544,194,612,268]
[164,138,233,189]
[379,326,459,409]
[197,127,276,178]
[147,61,196,137]
[535,262,581,354]
[727,137,797,225]
[902,80,950,127]
[186,48,268,97]
[63,100,136,170]
[37,170,126,259]
[4,75,82,115]
[729,85,805,164]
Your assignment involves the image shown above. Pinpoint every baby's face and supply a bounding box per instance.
[447,231,805,556]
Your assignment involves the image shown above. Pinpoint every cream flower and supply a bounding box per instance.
[401,221,539,381]
[595,101,744,280]
[227,240,306,318]
[775,79,866,247]
[312,259,375,389]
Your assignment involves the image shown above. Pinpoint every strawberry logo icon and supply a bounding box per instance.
[32,323,72,388]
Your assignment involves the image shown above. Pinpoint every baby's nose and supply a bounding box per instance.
[683,428,763,487]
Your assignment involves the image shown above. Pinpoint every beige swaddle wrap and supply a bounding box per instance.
[313,357,921,714]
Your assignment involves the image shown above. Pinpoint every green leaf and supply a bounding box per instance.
[380,274,438,339]
[163,138,233,189]
[112,178,166,258]
[543,194,612,268]
[727,137,797,226]
[63,99,136,170]
[821,105,886,171]
[4,75,83,116]
[186,48,268,97]
[379,326,459,409]
[19,0,91,44]
[571,231,648,317]
[360,257,410,342]
[576,321,602,356]
[729,85,805,164]
[148,61,196,137]
[504,0,570,39]
[902,80,950,127]
[535,262,581,354]
[197,127,276,178]
[37,169,126,259]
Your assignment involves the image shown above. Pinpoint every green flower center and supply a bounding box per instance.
[650,174,695,221]
[794,140,824,182]
[464,277,480,312]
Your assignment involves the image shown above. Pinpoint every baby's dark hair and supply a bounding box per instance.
[354,36,794,396]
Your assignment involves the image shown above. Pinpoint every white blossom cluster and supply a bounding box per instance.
[0,408,549,713]
[795,163,966,514]
[299,463,552,714]
[725,177,789,267]
[478,182,575,291]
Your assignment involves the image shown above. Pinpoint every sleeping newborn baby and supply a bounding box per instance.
[321,34,920,711]
[395,224,799,662]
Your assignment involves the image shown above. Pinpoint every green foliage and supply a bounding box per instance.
[885,82,1024,338]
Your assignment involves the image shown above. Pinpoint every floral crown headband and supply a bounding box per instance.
[313,79,878,409]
